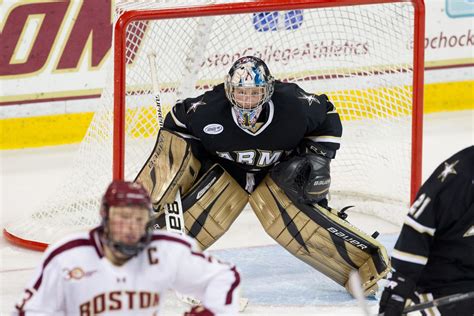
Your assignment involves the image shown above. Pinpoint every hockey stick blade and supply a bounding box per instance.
[402,291,474,314]
[177,293,249,313]
[238,297,249,312]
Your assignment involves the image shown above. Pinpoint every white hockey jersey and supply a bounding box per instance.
[14,227,240,315]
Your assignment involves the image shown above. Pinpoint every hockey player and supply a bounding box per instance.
[379,146,474,316]
[136,56,390,296]
[14,181,240,316]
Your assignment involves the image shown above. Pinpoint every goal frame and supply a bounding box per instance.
[2,0,425,252]
[113,0,425,202]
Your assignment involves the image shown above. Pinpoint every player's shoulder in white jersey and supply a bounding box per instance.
[41,227,101,265]
[148,230,200,252]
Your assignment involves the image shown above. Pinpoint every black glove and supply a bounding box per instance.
[303,154,331,203]
[379,271,416,316]
[271,153,330,205]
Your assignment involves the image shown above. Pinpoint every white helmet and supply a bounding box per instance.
[224,56,274,129]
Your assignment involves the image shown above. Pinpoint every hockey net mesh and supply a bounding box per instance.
[5,0,419,247]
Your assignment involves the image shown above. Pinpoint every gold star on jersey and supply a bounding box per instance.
[187,100,206,113]
[437,160,458,182]
[298,92,320,106]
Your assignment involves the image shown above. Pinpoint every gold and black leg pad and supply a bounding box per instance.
[181,164,249,250]
[249,175,390,296]
[135,129,201,219]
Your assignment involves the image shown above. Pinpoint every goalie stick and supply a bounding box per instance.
[147,53,248,312]
[147,53,164,128]
[148,53,186,235]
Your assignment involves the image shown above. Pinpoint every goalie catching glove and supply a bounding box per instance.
[271,152,331,205]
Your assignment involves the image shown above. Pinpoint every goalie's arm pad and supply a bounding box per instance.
[271,153,330,204]
[164,99,191,134]
[302,93,342,159]
[134,129,201,220]
[164,101,213,164]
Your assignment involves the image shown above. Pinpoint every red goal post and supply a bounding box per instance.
[4,0,425,251]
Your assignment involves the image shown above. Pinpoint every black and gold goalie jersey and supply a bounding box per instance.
[163,81,342,190]
[391,146,474,295]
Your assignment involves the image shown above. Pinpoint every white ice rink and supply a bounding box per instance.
[0,110,473,315]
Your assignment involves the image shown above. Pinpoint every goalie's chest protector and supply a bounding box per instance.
[186,84,319,169]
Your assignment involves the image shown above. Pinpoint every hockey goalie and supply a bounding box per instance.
[135,56,390,296]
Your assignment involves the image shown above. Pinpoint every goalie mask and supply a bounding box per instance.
[100,181,152,258]
[225,56,274,129]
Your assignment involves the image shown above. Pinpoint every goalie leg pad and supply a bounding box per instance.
[135,129,201,219]
[249,175,390,296]
[182,164,249,250]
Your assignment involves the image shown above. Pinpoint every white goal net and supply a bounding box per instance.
[4,0,424,250]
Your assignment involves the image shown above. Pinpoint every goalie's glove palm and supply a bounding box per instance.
[271,153,330,205]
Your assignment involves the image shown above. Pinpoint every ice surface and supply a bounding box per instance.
[1,110,472,315]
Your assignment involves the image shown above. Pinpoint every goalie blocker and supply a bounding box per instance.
[135,129,248,249]
[136,130,390,295]
[135,129,201,227]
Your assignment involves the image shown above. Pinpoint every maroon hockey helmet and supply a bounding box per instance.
[100,180,152,217]
[100,180,153,257]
